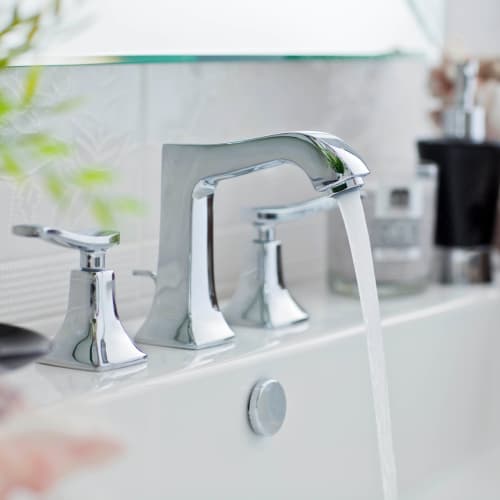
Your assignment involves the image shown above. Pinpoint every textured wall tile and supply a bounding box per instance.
[0,57,432,328]
[0,64,145,327]
[144,58,431,301]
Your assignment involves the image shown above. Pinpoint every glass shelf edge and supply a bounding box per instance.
[10,50,426,68]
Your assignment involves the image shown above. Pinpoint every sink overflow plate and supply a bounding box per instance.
[248,378,287,436]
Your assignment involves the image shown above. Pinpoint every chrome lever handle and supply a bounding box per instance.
[12,225,120,271]
[242,196,337,226]
[12,225,120,251]
[225,197,338,329]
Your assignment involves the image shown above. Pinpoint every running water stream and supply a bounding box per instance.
[337,189,399,500]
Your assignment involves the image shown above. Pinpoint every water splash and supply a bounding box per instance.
[337,189,398,500]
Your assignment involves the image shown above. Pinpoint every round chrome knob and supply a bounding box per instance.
[248,378,287,436]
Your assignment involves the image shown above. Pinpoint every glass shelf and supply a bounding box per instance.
[26,50,424,67]
[9,0,443,67]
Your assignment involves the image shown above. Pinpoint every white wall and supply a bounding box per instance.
[0,57,431,335]
[445,0,500,57]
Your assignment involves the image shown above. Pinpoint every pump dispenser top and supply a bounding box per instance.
[443,60,485,142]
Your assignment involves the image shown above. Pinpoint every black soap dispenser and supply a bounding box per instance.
[418,60,500,284]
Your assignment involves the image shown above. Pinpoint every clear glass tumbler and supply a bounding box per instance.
[328,162,437,297]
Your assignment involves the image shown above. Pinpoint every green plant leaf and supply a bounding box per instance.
[48,97,84,113]
[0,147,23,179]
[72,166,115,188]
[112,196,145,215]
[91,198,115,227]
[21,133,70,157]
[22,66,42,106]
[53,0,61,15]
[0,91,13,117]
[43,172,66,203]
[26,14,41,44]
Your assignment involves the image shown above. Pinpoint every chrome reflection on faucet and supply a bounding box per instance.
[136,131,370,349]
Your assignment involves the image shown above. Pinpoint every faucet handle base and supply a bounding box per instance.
[39,270,147,371]
[135,336,234,351]
[40,349,147,372]
[224,240,309,330]
[136,305,235,350]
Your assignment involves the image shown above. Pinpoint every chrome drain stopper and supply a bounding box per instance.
[248,378,287,436]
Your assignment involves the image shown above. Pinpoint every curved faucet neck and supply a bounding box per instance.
[136,132,369,349]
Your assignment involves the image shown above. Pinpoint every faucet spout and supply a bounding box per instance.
[136,131,369,349]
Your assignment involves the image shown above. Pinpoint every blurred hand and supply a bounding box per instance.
[0,383,122,499]
[0,432,122,498]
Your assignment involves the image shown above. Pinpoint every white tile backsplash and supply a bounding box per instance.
[0,57,432,334]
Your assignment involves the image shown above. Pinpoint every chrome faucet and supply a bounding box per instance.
[136,131,369,349]
[224,196,337,330]
[13,225,147,371]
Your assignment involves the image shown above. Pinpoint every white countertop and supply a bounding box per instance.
[3,276,498,413]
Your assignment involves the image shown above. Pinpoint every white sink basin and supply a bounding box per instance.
[385,286,500,499]
[5,280,500,499]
